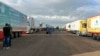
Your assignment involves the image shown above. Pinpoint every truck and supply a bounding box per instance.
[0,2,27,40]
[69,20,87,36]
[64,23,71,31]
[87,15,100,40]
[26,16,35,33]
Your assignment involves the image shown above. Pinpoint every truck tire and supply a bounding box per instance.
[92,34,97,40]
[96,36,100,41]
[76,32,80,36]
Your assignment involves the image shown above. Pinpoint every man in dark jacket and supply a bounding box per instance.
[3,23,11,49]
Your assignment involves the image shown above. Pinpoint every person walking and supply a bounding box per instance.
[46,27,53,35]
[46,27,50,34]
[3,23,12,49]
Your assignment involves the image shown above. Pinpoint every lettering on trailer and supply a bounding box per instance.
[9,8,20,18]
[0,4,7,17]
[0,3,27,27]
[0,4,5,14]
[0,4,8,26]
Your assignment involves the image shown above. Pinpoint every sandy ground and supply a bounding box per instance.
[0,31,100,56]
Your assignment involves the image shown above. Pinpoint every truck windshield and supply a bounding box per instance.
[82,23,87,28]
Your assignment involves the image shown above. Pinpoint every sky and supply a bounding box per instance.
[0,0,100,27]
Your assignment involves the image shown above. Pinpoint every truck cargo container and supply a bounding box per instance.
[26,16,35,33]
[64,23,71,31]
[70,20,87,36]
[0,2,27,40]
[87,15,100,40]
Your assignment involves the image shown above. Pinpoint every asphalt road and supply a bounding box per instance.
[0,31,100,56]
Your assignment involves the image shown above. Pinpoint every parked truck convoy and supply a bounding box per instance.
[0,2,28,40]
[65,15,100,40]
[65,20,87,36]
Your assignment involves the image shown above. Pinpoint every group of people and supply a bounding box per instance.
[3,23,12,49]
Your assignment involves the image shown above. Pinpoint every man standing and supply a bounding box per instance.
[8,24,12,47]
[3,23,11,49]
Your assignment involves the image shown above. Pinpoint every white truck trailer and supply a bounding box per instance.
[70,20,87,36]
[0,2,27,40]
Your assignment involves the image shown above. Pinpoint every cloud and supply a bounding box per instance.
[0,0,100,27]
[95,0,100,4]
[32,15,78,26]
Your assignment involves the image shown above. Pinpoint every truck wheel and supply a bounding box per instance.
[92,35,96,40]
[96,36,100,41]
[76,32,80,36]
